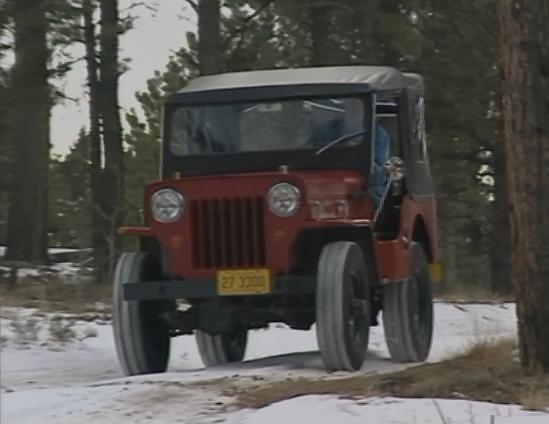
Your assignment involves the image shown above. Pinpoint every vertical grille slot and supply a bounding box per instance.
[192,197,266,269]
[253,197,266,265]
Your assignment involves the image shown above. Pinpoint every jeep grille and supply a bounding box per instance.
[191,197,267,269]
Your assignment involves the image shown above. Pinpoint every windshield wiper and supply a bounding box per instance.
[314,128,368,155]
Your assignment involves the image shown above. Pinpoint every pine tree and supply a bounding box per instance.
[80,0,124,282]
[197,0,221,75]
[500,0,549,372]
[49,130,91,247]
[4,0,50,264]
[413,0,501,290]
[0,11,11,245]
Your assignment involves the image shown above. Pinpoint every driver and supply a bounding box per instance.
[342,99,390,208]
[370,123,391,208]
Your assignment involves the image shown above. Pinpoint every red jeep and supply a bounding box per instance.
[113,66,439,373]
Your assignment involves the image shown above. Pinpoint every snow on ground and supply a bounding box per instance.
[1,302,546,423]
[226,396,549,424]
[0,262,86,278]
[0,246,91,277]
[0,247,83,257]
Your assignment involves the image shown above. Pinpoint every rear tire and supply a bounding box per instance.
[316,241,371,371]
[195,327,248,367]
[113,252,172,375]
[382,243,433,362]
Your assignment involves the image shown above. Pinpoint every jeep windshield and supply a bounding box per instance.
[169,97,367,156]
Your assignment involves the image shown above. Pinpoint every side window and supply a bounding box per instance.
[377,116,400,157]
[376,101,401,159]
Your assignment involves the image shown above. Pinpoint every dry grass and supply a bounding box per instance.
[434,283,514,304]
[522,386,549,411]
[0,279,112,314]
[230,341,549,411]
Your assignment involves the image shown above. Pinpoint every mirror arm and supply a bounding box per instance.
[372,178,394,223]
[373,156,405,224]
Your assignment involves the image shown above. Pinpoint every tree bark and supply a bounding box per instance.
[309,0,332,66]
[83,0,123,283]
[351,0,380,63]
[490,138,512,295]
[0,62,11,246]
[5,0,50,264]
[198,0,221,75]
[83,0,108,283]
[83,0,100,175]
[95,0,123,283]
[499,0,549,372]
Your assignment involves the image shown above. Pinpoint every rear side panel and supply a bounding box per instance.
[399,195,439,263]
[375,238,413,281]
[374,194,438,282]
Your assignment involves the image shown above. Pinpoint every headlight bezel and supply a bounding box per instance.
[151,188,185,223]
[267,182,301,217]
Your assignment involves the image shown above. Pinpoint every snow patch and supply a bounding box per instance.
[1,303,539,424]
[226,396,549,424]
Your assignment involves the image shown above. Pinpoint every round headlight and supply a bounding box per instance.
[268,183,301,217]
[151,189,185,223]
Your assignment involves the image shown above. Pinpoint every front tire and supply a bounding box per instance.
[316,241,371,371]
[195,327,248,367]
[113,252,172,375]
[383,243,434,362]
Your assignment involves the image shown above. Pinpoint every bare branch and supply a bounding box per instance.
[223,0,273,53]
[294,1,354,13]
[185,0,198,13]
[122,2,159,13]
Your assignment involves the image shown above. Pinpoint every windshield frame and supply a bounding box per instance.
[161,89,374,179]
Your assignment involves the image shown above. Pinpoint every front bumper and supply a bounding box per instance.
[123,275,316,301]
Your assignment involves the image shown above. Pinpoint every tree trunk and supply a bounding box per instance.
[499,0,549,372]
[83,0,100,175]
[490,138,512,295]
[0,64,11,246]
[95,0,123,283]
[198,0,221,75]
[352,0,380,63]
[5,0,50,264]
[82,0,123,283]
[309,0,332,66]
[83,0,109,283]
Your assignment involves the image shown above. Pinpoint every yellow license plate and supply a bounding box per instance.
[217,269,271,295]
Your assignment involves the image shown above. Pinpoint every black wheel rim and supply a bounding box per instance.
[348,271,368,352]
[141,301,170,371]
[138,256,172,372]
[222,327,247,362]
[410,255,432,346]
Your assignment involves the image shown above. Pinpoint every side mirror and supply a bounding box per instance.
[384,156,405,182]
